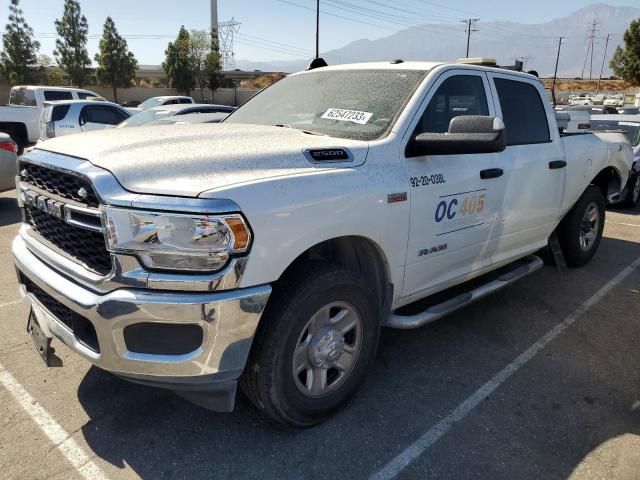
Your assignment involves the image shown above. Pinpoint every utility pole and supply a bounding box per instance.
[551,36,564,106]
[316,0,320,58]
[596,33,610,94]
[462,18,479,58]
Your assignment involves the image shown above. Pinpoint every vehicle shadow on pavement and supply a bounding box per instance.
[0,197,20,228]
[75,235,640,480]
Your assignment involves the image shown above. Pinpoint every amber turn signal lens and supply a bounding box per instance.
[225,217,250,251]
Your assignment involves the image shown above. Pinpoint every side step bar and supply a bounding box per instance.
[384,255,544,330]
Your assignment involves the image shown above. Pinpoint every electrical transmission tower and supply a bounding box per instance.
[218,18,241,70]
[581,20,599,80]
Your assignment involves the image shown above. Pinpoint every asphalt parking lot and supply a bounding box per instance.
[1,187,639,480]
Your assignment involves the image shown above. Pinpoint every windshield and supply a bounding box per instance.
[589,121,640,147]
[225,69,427,141]
[118,108,173,128]
[139,97,166,110]
[9,87,36,106]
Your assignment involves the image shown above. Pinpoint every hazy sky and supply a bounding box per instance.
[13,0,640,67]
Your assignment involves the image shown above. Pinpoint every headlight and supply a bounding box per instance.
[104,208,251,272]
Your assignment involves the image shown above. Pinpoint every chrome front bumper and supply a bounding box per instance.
[13,235,271,410]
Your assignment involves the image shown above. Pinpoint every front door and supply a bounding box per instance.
[402,70,507,302]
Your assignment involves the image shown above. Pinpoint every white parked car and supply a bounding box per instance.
[13,60,633,426]
[0,133,17,192]
[118,103,235,128]
[0,86,100,152]
[132,96,196,112]
[39,100,131,141]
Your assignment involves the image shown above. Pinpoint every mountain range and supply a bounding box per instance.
[237,3,640,76]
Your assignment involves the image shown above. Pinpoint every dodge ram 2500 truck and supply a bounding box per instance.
[12,60,633,426]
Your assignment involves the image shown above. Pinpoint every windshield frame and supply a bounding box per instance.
[223,68,430,142]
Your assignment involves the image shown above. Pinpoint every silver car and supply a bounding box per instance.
[39,100,131,141]
[146,111,230,126]
[118,104,235,128]
[0,133,18,192]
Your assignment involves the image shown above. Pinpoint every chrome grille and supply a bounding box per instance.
[19,161,99,207]
[25,205,112,275]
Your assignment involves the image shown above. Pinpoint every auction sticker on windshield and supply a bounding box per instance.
[322,108,373,125]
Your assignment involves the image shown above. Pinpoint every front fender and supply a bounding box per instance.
[206,168,410,295]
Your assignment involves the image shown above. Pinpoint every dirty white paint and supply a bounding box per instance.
[370,256,640,480]
[0,365,109,480]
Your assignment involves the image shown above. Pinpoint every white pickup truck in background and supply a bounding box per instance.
[12,59,634,426]
[0,85,101,152]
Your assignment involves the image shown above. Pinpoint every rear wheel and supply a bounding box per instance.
[240,263,381,426]
[557,185,605,267]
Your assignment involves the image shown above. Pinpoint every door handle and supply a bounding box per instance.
[480,168,503,180]
[549,160,567,169]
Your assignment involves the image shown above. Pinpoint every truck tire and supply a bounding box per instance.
[240,263,381,426]
[623,174,640,208]
[557,185,605,268]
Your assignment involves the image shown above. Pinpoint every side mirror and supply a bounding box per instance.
[407,116,506,157]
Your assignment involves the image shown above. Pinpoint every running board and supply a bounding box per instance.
[384,255,544,330]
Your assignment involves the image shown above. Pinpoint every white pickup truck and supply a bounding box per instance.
[0,85,100,152]
[12,60,633,426]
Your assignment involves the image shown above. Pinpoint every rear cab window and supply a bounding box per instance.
[9,87,37,106]
[492,77,550,146]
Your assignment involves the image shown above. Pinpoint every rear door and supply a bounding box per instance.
[402,69,508,301]
[80,105,130,132]
[487,73,566,264]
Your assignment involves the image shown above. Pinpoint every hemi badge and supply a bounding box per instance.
[388,192,408,204]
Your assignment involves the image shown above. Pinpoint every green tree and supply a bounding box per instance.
[189,29,210,101]
[35,54,67,86]
[610,18,640,85]
[94,17,138,103]
[205,28,225,100]
[54,0,91,87]
[0,0,40,85]
[163,26,195,96]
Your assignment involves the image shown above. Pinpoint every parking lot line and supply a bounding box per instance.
[0,365,110,480]
[606,220,640,228]
[370,256,640,480]
[0,300,21,309]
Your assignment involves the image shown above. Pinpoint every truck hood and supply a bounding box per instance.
[36,123,369,197]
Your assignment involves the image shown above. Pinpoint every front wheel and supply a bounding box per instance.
[240,264,381,426]
[557,185,605,268]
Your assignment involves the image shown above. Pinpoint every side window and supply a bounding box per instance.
[415,75,489,135]
[51,105,70,122]
[179,98,192,104]
[164,99,178,105]
[44,91,73,101]
[82,106,126,125]
[494,78,550,146]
